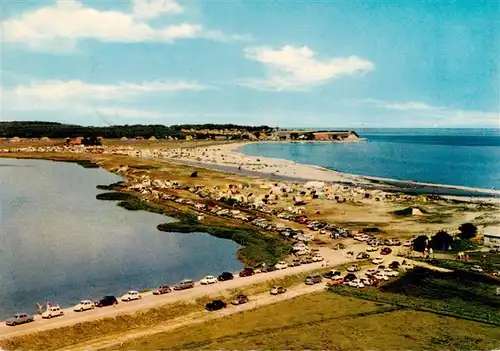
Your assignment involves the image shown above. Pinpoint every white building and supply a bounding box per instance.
[483,233,500,247]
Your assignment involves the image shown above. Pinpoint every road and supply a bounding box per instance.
[0,247,355,340]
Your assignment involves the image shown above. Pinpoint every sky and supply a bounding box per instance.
[1,0,498,128]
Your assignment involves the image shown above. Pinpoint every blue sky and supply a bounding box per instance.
[1,0,498,128]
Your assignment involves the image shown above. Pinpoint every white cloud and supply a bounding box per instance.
[132,0,183,19]
[95,106,164,120]
[1,0,243,51]
[242,45,374,91]
[355,99,499,127]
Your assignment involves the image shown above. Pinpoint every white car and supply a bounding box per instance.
[492,271,500,277]
[366,246,378,252]
[200,275,218,284]
[120,290,141,302]
[312,255,324,262]
[372,257,384,265]
[42,305,64,319]
[401,263,414,270]
[366,268,378,275]
[360,277,373,286]
[274,261,288,270]
[374,273,390,281]
[471,265,484,273]
[73,300,95,312]
[347,265,360,272]
[348,279,365,288]
[403,240,412,247]
[383,269,400,277]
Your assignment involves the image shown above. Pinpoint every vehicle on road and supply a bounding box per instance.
[326,276,344,287]
[347,264,361,272]
[200,275,218,285]
[372,257,384,265]
[95,296,118,307]
[218,272,234,281]
[239,268,255,277]
[173,279,195,290]
[305,274,322,285]
[153,285,172,295]
[74,300,95,312]
[231,294,249,305]
[381,247,392,255]
[42,305,64,319]
[356,252,370,259]
[205,299,227,311]
[270,286,287,295]
[5,313,35,326]
[323,270,341,279]
[275,261,288,270]
[120,290,141,302]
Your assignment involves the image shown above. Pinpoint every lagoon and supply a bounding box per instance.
[0,158,242,319]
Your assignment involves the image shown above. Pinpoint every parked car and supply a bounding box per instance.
[381,247,392,255]
[383,268,400,277]
[5,313,35,326]
[153,285,172,295]
[239,268,255,277]
[348,279,365,288]
[73,300,95,312]
[366,246,378,252]
[326,276,345,287]
[403,240,412,247]
[347,264,360,272]
[366,268,378,276]
[323,270,341,279]
[312,255,324,262]
[200,275,218,285]
[231,294,249,305]
[372,257,384,265]
[42,305,64,319]
[471,265,484,273]
[374,273,389,281]
[401,262,414,270]
[389,261,400,270]
[270,286,287,295]
[305,274,322,285]
[173,279,195,290]
[360,277,373,286]
[205,299,227,311]
[356,252,370,259]
[344,273,357,282]
[121,290,141,302]
[492,271,500,277]
[95,296,118,307]
[275,261,288,270]
[218,272,234,281]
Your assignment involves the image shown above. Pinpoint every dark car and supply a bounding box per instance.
[381,247,392,255]
[218,272,234,281]
[344,273,357,282]
[239,268,255,277]
[153,285,172,295]
[356,252,370,259]
[95,296,118,307]
[323,270,341,279]
[389,261,400,270]
[205,299,227,311]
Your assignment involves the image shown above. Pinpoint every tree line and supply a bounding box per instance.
[0,121,273,139]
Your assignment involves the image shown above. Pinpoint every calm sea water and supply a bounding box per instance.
[241,129,500,190]
[0,158,242,319]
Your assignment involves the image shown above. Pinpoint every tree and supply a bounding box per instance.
[458,223,478,239]
[413,235,429,253]
[430,230,453,250]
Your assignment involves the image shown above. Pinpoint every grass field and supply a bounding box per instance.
[107,291,500,351]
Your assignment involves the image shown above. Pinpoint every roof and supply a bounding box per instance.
[484,233,500,238]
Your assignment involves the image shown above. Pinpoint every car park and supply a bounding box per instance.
[231,294,249,305]
[5,313,35,326]
[42,305,64,319]
[200,275,218,285]
[239,268,255,277]
[305,274,322,285]
[173,279,195,290]
[74,300,95,312]
[120,290,141,302]
[95,296,118,307]
[205,299,227,311]
[153,285,172,295]
[270,286,287,295]
[372,257,384,265]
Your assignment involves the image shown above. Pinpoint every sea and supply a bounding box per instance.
[240,128,500,191]
[0,158,242,320]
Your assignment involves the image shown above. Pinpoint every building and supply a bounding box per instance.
[483,233,500,247]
